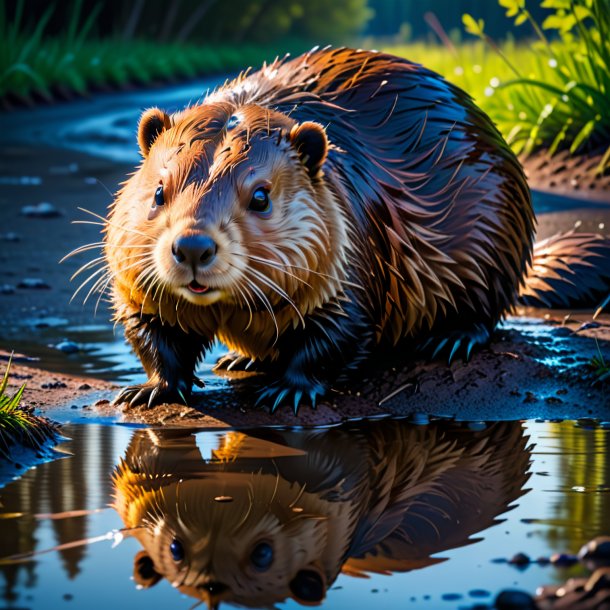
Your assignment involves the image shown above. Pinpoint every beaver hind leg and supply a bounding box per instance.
[419,322,491,364]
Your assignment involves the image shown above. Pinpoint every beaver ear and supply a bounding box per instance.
[133,550,162,588]
[290,122,328,176]
[289,568,325,605]
[138,108,171,157]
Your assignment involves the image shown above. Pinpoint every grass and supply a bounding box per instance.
[383,0,610,172]
[0,1,295,102]
[2,0,609,172]
[591,341,610,384]
[0,358,59,460]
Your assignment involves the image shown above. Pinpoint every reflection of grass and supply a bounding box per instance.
[0,359,58,459]
[384,0,610,172]
[0,1,289,101]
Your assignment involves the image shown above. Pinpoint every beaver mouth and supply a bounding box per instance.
[186,280,210,294]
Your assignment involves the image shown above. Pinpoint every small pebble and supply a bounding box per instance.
[509,552,531,566]
[54,340,80,354]
[20,202,62,218]
[0,284,15,295]
[17,278,50,290]
[469,589,491,598]
[78,383,91,390]
[41,381,67,389]
[495,589,537,609]
[441,592,462,601]
[578,536,610,571]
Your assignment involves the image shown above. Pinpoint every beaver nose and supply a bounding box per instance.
[172,234,217,267]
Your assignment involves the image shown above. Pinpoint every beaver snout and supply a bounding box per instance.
[171,233,217,268]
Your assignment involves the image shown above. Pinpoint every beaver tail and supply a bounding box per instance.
[519,231,610,314]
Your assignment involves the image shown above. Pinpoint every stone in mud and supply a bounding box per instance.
[20,202,62,218]
[54,340,80,354]
[495,589,538,609]
[579,538,610,571]
[0,284,15,295]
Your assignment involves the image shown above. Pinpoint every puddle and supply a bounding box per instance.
[6,322,229,388]
[0,419,608,609]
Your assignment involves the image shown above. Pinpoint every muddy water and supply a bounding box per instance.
[0,419,608,609]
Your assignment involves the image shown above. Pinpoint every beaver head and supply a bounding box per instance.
[106,103,348,352]
[115,468,348,608]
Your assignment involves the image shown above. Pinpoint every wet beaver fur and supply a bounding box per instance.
[102,47,610,411]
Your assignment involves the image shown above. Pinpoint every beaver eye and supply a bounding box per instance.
[250,541,273,571]
[154,184,165,207]
[248,187,271,216]
[169,538,184,562]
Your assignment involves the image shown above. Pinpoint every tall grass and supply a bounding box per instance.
[385,0,610,171]
[0,0,290,101]
[0,358,58,459]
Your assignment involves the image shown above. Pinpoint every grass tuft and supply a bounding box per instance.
[0,357,59,460]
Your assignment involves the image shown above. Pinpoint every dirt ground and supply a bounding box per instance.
[0,143,609,427]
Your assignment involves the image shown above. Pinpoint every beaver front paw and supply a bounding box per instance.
[112,380,192,409]
[256,375,326,414]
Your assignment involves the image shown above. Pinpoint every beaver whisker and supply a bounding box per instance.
[70,256,108,281]
[70,253,146,281]
[61,242,153,263]
[70,265,112,304]
[74,219,154,242]
[244,254,312,289]
[242,273,280,343]
[245,266,306,327]
[230,274,255,331]
[94,276,114,315]
[83,270,114,306]
[75,206,155,241]
[246,253,360,289]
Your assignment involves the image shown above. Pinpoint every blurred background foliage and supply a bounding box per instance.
[1,0,609,169]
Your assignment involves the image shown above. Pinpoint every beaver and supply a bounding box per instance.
[113,420,530,608]
[99,47,610,411]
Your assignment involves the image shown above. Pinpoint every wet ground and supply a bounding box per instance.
[1,77,610,608]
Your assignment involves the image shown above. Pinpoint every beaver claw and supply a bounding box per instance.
[112,382,191,409]
[213,351,257,372]
[420,323,491,364]
[256,378,326,414]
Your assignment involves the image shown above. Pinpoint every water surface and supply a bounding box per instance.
[1,419,608,609]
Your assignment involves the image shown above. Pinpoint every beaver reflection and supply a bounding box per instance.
[113,421,531,609]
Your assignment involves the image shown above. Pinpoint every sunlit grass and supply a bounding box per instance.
[0,358,58,459]
[384,0,610,172]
